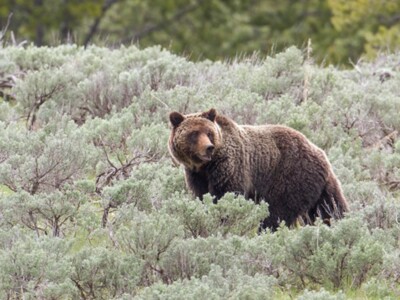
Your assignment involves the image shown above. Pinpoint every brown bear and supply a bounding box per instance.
[168,108,349,231]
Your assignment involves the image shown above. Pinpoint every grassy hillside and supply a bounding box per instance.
[0,44,399,299]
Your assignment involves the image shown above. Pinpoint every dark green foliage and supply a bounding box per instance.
[2,1,400,65]
[0,44,399,298]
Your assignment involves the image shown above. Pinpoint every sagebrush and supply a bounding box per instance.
[0,45,399,299]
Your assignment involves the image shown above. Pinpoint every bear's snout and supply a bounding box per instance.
[198,143,214,162]
[206,145,215,155]
[195,133,215,162]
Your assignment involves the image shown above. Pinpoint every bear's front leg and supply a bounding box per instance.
[185,168,209,199]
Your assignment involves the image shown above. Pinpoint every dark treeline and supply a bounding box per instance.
[1,0,400,65]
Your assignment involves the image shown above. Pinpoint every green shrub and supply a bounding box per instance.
[296,288,346,300]
[136,265,278,300]
[163,192,269,238]
[275,218,384,289]
[1,44,400,298]
[0,230,76,299]
[69,246,141,299]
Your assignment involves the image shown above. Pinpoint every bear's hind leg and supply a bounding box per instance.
[307,187,342,226]
[259,207,299,233]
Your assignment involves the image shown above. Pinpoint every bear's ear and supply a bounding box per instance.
[202,108,217,122]
[169,112,185,127]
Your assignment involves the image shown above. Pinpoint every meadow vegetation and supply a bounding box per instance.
[0,44,399,299]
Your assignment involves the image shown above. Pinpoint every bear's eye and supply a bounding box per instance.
[207,132,213,140]
[188,131,199,143]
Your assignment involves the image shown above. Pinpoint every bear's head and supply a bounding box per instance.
[168,108,222,169]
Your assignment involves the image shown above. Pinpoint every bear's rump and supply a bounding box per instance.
[251,145,328,223]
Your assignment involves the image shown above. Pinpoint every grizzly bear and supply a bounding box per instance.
[168,108,349,231]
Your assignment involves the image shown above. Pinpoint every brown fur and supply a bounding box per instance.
[169,108,349,231]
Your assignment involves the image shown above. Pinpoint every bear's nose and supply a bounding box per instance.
[206,145,215,155]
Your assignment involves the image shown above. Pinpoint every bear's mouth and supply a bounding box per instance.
[199,154,212,162]
[192,154,213,163]
[199,144,215,162]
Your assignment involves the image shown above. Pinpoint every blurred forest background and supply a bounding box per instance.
[2,0,400,65]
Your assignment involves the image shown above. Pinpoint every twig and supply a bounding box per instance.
[302,38,312,104]
[0,13,13,43]
[151,93,170,109]
[367,130,397,150]
[99,137,117,169]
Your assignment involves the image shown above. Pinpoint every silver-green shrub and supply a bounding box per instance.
[135,265,278,300]
[1,44,400,298]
